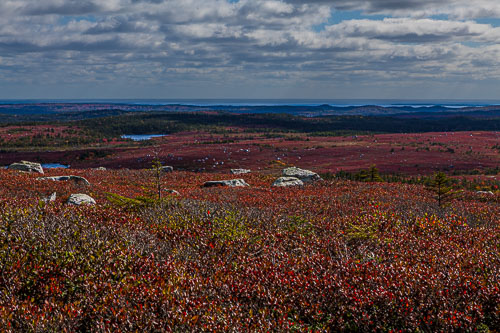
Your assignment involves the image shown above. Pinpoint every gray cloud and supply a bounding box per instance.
[285,0,500,18]
[324,19,500,43]
[285,0,442,11]
[23,1,101,16]
[0,0,499,99]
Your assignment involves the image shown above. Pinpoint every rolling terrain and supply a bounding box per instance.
[0,166,498,331]
[0,104,499,331]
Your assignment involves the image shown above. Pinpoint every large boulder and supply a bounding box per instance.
[282,167,321,183]
[8,161,44,174]
[231,169,251,175]
[38,175,90,186]
[272,177,304,187]
[67,194,96,205]
[203,179,250,188]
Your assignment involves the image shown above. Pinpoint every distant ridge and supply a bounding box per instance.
[2,98,500,107]
[1,101,500,118]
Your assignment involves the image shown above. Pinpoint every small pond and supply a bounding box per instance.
[3,164,69,169]
[42,163,70,169]
[121,134,167,141]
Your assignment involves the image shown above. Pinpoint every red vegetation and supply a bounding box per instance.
[0,125,73,141]
[0,168,498,331]
[2,130,498,175]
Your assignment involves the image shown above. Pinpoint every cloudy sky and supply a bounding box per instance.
[1,0,500,100]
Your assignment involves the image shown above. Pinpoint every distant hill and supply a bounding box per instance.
[1,102,500,118]
[0,103,498,134]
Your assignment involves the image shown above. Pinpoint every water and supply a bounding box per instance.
[42,163,69,169]
[121,134,167,141]
[1,99,500,107]
[2,163,69,169]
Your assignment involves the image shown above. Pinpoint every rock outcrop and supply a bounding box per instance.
[282,167,321,183]
[231,169,251,175]
[272,177,304,187]
[38,176,91,186]
[203,179,249,187]
[67,194,96,205]
[8,161,44,174]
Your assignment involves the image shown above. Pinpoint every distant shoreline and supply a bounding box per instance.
[1,99,500,108]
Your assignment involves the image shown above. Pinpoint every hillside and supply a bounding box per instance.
[0,167,498,331]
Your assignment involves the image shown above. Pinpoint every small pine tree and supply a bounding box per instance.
[354,169,369,182]
[152,157,163,200]
[368,165,383,182]
[150,147,164,200]
[354,165,383,182]
[427,172,453,207]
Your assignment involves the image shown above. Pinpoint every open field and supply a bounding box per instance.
[1,109,499,331]
[1,129,499,176]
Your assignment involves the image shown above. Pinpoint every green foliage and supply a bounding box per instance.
[284,215,315,236]
[353,165,383,182]
[368,165,383,182]
[332,169,499,193]
[427,172,454,207]
[77,149,111,160]
[344,222,377,245]
[86,112,500,135]
[151,156,163,200]
[106,192,157,211]
[477,323,491,333]
[212,210,249,242]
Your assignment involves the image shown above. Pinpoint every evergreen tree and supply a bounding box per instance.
[151,147,164,200]
[427,172,453,207]
[368,165,383,182]
[354,165,383,182]
[354,169,369,182]
[152,157,163,200]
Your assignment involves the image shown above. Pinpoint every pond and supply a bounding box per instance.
[121,134,167,141]
[42,163,70,169]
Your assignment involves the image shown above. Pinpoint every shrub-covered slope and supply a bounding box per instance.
[0,169,498,331]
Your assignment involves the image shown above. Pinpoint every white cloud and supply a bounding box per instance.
[0,0,499,98]
[286,0,500,19]
[325,18,500,43]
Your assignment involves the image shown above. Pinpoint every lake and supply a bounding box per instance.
[121,134,167,141]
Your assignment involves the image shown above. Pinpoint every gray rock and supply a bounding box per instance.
[282,167,321,182]
[203,179,250,188]
[67,194,96,205]
[162,166,174,173]
[477,191,494,195]
[42,192,57,203]
[272,177,304,187]
[8,161,44,174]
[231,169,251,175]
[164,189,180,195]
[38,175,90,186]
[95,167,107,171]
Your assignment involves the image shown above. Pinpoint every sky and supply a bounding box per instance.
[1,0,500,100]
